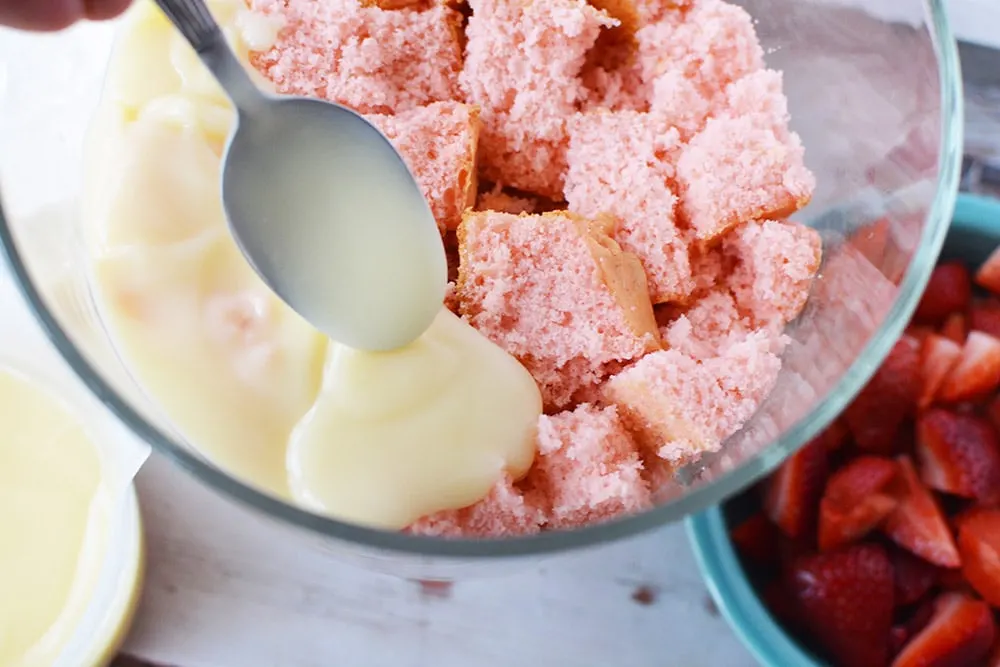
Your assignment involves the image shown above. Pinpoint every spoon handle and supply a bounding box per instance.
[153,0,265,113]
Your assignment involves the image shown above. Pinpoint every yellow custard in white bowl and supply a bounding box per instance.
[0,273,146,667]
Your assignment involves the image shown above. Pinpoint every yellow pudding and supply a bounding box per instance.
[289,309,540,530]
[84,1,543,526]
[0,367,140,667]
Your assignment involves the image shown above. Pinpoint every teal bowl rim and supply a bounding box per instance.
[686,192,1000,667]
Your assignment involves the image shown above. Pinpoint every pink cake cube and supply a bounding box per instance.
[475,184,540,215]
[526,404,651,529]
[722,218,823,330]
[637,0,762,139]
[676,114,815,243]
[408,474,546,538]
[582,61,649,113]
[457,210,660,408]
[661,288,751,359]
[723,69,794,139]
[367,102,480,232]
[459,0,615,197]
[638,0,763,100]
[604,329,783,467]
[565,110,694,304]
[249,0,463,114]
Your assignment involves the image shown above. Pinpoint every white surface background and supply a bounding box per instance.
[122,455,755,667]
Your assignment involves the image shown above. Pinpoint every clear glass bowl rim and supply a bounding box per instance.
[0,0,964,559]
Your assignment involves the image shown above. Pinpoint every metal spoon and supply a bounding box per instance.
[152,0,447,351]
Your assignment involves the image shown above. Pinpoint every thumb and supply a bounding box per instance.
[0,0,131,31]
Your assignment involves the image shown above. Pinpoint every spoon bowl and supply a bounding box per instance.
[154,0,447,351]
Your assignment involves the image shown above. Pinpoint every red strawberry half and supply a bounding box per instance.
[914,262,972,324]
[892,592,995,667]
[818,456,898,551]
[939,331,1000,402]
[919,334,962,408]
[786,543,894,667]
[846,336,921,453]
[730,512,780,571]
[763,440,829,541]
[941,312,968,345]
[956,509,1000,608]
[987,394,1000,435]
[971,298,1000,339]
[891,598,937,659]
[890,546,941,607]
[916,409,1000,503]
[976,246,1000,296]
[882,457,961,568]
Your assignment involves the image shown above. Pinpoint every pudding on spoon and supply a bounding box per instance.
[153,0,447,351]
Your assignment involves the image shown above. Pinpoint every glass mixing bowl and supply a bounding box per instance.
[0,0,963,577]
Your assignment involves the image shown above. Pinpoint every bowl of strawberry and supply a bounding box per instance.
[687,194,1000,667]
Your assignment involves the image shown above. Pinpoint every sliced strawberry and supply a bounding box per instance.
[763,440,829,542]
[988,395,1000,435]
[891,626,910,658]
[957,509,1000,608]
[786,543,894,667]
[730,513,780,571]
[904,597,938,637]
[892,592,995,667]
[891,421,918,459]
[941,312,968,345]
[915,409,1000,503]
[882,457,961,568]
[989,639,1000,667]
[938,331,1000,402]
[891,598,938,658]
[846,336,922,453]
[891,546,941,607]
[919,334,963,408]
[971,298,1000,339]
[914,262,972,324]
[819,418,851,453]
[907,325,936,345]
[976,246,1000,296]
[818,456,899,551]
[761,579,807,637]
[938,566,977,596]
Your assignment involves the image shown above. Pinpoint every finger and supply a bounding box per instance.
[0,0,85,31]
[83,0,131,21]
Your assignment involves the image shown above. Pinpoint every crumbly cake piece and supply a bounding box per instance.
[361,0,457,8]
[677,118,814,243]
[249,0,463,114]
[580,0,695,112]
[722,218,823,330]
[565,110,692,303]
[661,288,751,360]
[475,184,540,215]
[457,210,659,408]
[526,403,651,529]
[604,328,783,467]
[410,404,651,536]
[581,60,649,112]
[460,0,615,197]
[367,101,480,232]
[638,0,762,103]
[408,474,546,537]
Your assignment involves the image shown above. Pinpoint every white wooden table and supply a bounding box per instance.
[120,454,755,667]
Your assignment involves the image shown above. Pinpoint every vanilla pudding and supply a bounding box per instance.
[84,0,543,527]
